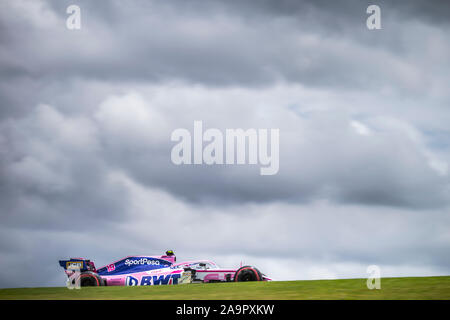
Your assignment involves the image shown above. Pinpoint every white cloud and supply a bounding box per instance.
[350,120,371,136]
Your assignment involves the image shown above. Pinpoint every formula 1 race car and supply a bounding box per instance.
[59,250,270,287]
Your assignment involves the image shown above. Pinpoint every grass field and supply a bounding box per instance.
[0,276,449,300]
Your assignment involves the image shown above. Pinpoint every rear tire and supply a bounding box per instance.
[79,271,102,287]
[234,266,263,282]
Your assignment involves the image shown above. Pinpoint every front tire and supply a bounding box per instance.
[234,266,263,282]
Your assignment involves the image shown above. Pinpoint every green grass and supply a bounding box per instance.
[0,276,449,300]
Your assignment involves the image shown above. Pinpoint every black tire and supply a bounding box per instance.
[234,266,263,282]
[79,271,103,287]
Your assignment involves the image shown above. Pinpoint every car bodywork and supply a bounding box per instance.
[59,251,270,286]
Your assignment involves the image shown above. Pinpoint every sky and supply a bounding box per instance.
[0,0,449,288]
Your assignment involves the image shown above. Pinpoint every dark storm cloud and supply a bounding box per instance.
[0,0,449,287]
[3,86,447,211]
[80,82,450,210]
[0,104,133,232]
[2,0,449,93]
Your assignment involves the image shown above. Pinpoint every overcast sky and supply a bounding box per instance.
[0,0,449,288]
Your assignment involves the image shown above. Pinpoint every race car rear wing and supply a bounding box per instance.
[59,258,96,272]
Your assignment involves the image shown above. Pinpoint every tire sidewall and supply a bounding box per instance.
[79,271,102,287]
[234,266,263,282]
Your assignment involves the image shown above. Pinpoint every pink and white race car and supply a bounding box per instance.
[59,250,270,287]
